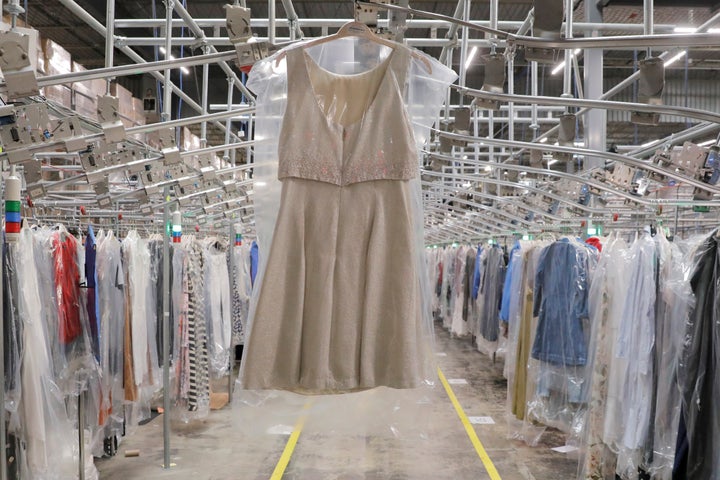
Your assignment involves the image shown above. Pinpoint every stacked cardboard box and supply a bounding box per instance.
[41,38,72,106]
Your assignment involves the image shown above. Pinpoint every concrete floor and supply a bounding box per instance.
[96,325,578,479]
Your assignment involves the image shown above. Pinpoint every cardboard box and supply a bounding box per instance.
[42,84,71,108]
[72,61,107,100]
[42,38,72,76]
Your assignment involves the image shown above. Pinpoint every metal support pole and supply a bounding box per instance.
[489,0,498,52]
[583,0,605,169]
[439,0,465,64]
[644,0,654,57]
[530,60,539,134]
[562,0,573,100]
[279,0,303,40]
[269,0,276,44]
[162,0,173,471]
[227,223,235,403]
[224,77,234,162]
[200,45,210,149]
[507,54,515,166]
[105,0,115,94]
[161,186,171,470]
[458,0,470,103]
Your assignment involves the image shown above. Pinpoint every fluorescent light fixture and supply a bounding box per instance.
[674,27,720,33]
[664,50,687,67]
[464,46,478,70]
[551,49,582,75]
[548,159,558,166]
[551,61,566,75]
[181,66,190,75]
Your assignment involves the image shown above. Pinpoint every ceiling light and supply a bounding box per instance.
[159,46,167,55]
[551,49,582,75]
[664,50,687,67]
[539,137,548,143]
[674,27,720,33]
[464,46,478,70]
[484,165,492,172]
[548,159,558,166]
[181,67,190,75]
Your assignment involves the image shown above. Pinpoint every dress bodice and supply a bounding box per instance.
[278,45,418,186]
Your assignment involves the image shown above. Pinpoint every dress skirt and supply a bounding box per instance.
[241,177,426,392]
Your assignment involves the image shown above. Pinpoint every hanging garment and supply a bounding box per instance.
[531,238,592,367]
[462,247,476,324]
[85,225,100,360]
[580,236,628,479]
[96,230,125,434]
[17,228,78,479]
[52,230,83,345]
[477,246,505,343]
[673,233,720,479]
[229,242,252,345]
[2,240,22,419]
[186,240,210,412]
[500,241,521,324]
[241,42,453,392]
[450,247,469,336]
[203,240,232,376]
[614,234,657,478]
[528,239,595,433]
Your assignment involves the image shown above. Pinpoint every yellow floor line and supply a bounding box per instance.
[270,401,312,479]
[438,367,503,480]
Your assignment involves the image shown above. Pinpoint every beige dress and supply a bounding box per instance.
[241,46,427,392]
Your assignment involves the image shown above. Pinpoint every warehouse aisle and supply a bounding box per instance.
[96,325,577,479]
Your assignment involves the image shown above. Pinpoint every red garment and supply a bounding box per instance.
[585,236,603,252]
[53,232,83,344]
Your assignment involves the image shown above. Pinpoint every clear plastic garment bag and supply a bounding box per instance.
[238,25,456,393]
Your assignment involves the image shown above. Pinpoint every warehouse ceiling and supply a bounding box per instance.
[10,0,720,240]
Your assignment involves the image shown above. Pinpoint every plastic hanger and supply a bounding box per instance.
[275,21,432,73]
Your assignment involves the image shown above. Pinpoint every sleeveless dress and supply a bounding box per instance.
[241,45,426,392]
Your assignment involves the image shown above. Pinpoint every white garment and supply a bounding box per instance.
[450,246,469,336]
[204,241,232,375]
[123,231,152,386]
[97,230,125,434]
[18,229,78,479]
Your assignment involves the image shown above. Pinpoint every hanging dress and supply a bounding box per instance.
[241,46,429,392]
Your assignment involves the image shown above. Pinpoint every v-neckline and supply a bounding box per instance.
[300,47,396,130]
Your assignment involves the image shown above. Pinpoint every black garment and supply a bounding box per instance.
[478,246,506,342]
[673,233,719,479]
[149,240,173,363]
[3,243,22,398]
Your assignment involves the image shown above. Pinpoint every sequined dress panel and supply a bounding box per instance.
[241,46,426,392]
